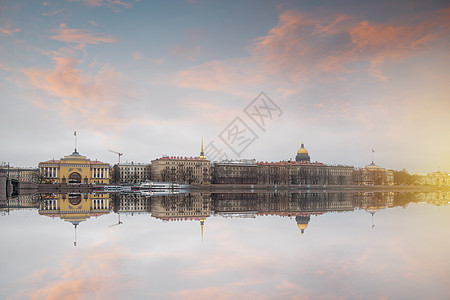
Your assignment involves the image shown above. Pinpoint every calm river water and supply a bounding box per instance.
[1,191,449,299]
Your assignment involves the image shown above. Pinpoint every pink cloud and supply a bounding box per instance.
[0,26,20,35]
[43,8,66,17]
[23,57,135,131]
[50,23,117,47]
[69,0,134,10]
[175,8,450,94]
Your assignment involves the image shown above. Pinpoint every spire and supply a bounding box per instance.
[199,136,206,159]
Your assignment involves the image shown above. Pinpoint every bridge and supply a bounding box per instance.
[0,172,19,201]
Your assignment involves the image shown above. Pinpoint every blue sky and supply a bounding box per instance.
[1,0,450,172]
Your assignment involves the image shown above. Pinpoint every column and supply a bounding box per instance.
[106,168,109,179]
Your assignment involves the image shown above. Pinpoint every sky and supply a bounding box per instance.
[1,0,449,172]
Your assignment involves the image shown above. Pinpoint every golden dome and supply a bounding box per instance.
[297,143,308,154]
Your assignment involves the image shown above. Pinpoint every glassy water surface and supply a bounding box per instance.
[1,191,449,299]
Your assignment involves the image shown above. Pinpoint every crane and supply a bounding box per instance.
[109,150,123,165]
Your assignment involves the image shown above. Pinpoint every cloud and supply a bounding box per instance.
[132,52,166,65]
[50,23,117,48]
[69,0,134,10]
[23,57,135,131]
[172,45,202,61]
[0,26,20,36]
[175,8,450,94]
[43,8,66,17]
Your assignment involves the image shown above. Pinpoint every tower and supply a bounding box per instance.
[199,136,206,159]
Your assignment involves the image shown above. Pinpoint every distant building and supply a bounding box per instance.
[211,142,354,186]
[212,159,258,184]
[116,162,150,184]
[38,149,110,184]
[414,172,449,186]
[0,166,39,182]
[151,139,211,184]
[353,161,394,186]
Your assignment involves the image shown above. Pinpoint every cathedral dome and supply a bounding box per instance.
[297,143,309,154]
[296,143,311,162]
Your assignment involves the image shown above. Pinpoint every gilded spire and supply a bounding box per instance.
[199,136,206,159]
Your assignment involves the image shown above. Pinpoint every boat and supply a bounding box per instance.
[139,181,188,190]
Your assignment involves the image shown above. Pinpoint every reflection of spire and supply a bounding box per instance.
[371,212,375,229]
[74,223,77,247]
[71,220,80,246]
[366,207,379,229]
[200,219,205,242]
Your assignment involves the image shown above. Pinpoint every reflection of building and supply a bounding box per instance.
[38,149,110,184]
[116,162,150,184]
[353,161,394,186]
[151,193,211,221]
[151,140,211,184]
[38,193,111,226]
[295,215,310,234]
[415,192,450,205]
[113,193,151,214]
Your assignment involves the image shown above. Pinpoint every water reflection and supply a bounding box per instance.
[1,191,449,233]
[1,191,450,299]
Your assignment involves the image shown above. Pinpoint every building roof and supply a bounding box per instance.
[297,143,309,154]
[154,156,209,162]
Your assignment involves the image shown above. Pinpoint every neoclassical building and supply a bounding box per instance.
[151,140,211,184]
[38,149,110,184]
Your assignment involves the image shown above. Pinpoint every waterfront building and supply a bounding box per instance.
[414,172,449,186]
[38,149,110,184]
[353,161,394,186]
[211,142,354,186]
[114,162,150,184]
[0,166,39,182]
[257,162,290,185]
[151,140,211,184]
[212,159,258,184]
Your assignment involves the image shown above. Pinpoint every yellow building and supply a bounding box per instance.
[38,150,110,184]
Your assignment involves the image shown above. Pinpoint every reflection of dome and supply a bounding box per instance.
[295,215,311,234]
[296,143,311,162]
[68,194,82,205]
